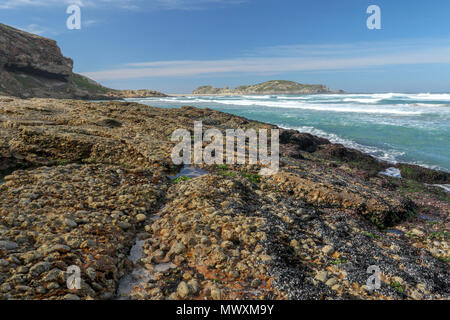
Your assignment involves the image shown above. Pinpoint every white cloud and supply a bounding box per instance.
[0,0,246,10]
[10,22,60,36]
[0,0,86,9]
[150,0,246,11]
[82,39,450,80]
[23,23,46,34]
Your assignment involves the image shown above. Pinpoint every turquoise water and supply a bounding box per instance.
[125,93,450,172]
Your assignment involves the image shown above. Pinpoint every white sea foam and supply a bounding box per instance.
[432,184,450,193]
[379,167,402,178]
[413,93,450,101]
[343,98,383,103]
[207,99,423,115]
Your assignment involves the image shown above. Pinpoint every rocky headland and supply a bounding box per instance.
[0,23,166,100]
[192,80,344,95]
[0,96,448,300]
[105,90,167,99]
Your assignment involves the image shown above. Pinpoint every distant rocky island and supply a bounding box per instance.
[0,23,166,100]
[192,80,344,95]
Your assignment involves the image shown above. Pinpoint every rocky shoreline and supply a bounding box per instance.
[0,96,448,300]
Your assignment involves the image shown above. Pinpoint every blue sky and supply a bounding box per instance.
[1,0,450,93]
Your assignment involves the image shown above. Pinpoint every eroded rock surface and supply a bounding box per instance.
[0,97,448,300]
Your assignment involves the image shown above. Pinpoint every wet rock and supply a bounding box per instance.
[64,218,77,228]
[397,163,450,184]
[280,129,329,152]
[0,240,18,251]
[118,222,132,230]
[30,262,50,276]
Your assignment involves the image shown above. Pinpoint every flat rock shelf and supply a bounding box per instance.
[0,97,448,300]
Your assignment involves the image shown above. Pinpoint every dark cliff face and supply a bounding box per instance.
[0,23,110,99]
[0,23,73,77]
[0,23,166,99]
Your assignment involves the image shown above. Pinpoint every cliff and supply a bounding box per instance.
[192,80,344,95]
[0,23,166,99]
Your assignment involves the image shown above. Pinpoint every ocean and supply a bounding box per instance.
[124,93,450,172]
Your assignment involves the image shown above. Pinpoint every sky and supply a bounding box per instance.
[1,0,450,93]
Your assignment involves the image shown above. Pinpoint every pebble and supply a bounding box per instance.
[210,287,221,300]
[29,262,50,276]
[63,294,81,300]
[315,271,328,283]
[118,221,132,230]
[177,281,189,299]
[170,242,186,255]
[64,218,78,228]
[322,245,334,256]
[411,229,424,236]
[325,278,338,287]
[0,240,18,251]
[136,214,147,222]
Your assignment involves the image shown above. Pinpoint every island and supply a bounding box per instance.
[192,80,344,95]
